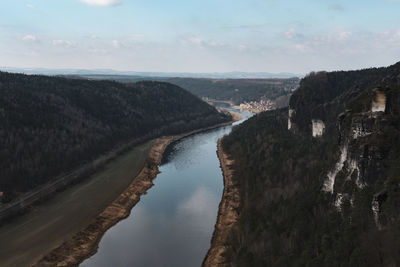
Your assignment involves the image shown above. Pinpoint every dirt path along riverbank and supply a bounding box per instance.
[203,139,241,267]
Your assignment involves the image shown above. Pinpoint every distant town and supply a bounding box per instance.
[203,97,277,113]
[234,99,275,113]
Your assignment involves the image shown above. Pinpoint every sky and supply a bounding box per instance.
[0,0,400,74]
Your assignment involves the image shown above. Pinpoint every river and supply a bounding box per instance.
[81,106,251,267]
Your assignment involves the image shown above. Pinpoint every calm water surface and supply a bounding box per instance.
[81,108,251,267]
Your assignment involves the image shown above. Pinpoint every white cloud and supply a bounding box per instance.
[180,35,227,49]
[52,39,75,47]
[128,34,145,41]
[378,29,400,47]
[337,31,352,41]
[208,40,225,47]
[88,47,108,54]
[285,28,296,39]
[294,44,309,53]
[288,31,352,54]
[177,187,218,227]
[237,44,248,51]
[22,35,38,42]
[187,36,203,45]
[26,4,35,9]
[112,40,120,48]
[79,0,122,7]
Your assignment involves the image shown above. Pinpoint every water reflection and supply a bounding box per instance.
[81,109,251,267]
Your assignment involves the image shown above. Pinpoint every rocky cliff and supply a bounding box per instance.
[219,62,400,266]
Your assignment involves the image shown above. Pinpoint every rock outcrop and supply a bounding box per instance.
[218,61,400,266]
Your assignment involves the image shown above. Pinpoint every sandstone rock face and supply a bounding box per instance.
[288,108,295,130]
[312,119,325,137]
[371,89,386,113]
[323,145,347,193]
[322,96,395,229]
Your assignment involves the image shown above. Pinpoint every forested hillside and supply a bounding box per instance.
[73,75,299,105]
[220,62,400,266]
[0,72,230,203]
[166,78,299,105]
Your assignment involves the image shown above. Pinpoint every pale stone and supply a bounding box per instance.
[371,90,386,113]
[288,109,294,130]
[312,119,325,137]
[324,145,347,193]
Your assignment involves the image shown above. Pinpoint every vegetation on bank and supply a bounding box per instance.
[220,62,400,266]
[0,72,230,203]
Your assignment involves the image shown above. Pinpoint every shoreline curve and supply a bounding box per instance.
[202,138,241,267]
[32,116,239,267]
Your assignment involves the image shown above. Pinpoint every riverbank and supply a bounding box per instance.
[33,116,241,267]
[0,141,153,267]
[203,138,241,267]
[228,110,242,122]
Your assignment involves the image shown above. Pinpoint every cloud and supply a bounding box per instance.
[294,43,309,53]
[177,187,219,227]
[52,39,75,47]
[206,40,225,47]
[88,47,108,54]
[288,30,354,55]
[186,36,203,45]
[285,28,297,39]
[237,44,248,51]
[180,35,226,49]
[329,4,344,11]
[336,31,352,41]
[79,0,122,7]
[222,23,269,30]
[26,4,35,9]
[128,34,145,41]
[22,35,38,42]
[112,40,120,48]
[379,29,400,45]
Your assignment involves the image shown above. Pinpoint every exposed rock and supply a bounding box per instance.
[371,89,386,113]
[346,158,364,188]
[312,119,325,137]
[288,108,295,130]
[334,193,344,210]
[324,145,347,193]
[371,191,388,230]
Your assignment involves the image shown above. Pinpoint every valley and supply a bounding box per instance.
[2,1,399,266]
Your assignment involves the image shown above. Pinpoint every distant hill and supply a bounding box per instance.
[62,75,300,105]
[218,61,400,266]
[0,72,230,203]
[0,67,301,79]
[0,68,301,106]
[164,78,300,105]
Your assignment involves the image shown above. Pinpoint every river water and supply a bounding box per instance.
[81,107,251,267]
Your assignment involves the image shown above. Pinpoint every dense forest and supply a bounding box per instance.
[166,78,299,105]
[0,72,230,203]
[73,75,299,105]
[220,62,400,266]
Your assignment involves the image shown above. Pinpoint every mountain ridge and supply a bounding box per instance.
[0,67,301,79]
